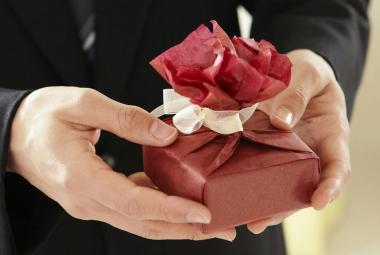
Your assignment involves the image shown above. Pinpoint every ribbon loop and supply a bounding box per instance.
[151,89,258,135]
[173,105,205,134]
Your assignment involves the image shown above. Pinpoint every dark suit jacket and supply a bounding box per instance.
[0,0,369,254]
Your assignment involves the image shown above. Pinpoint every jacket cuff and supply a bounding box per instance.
[0,88,31,175]
[0,88,31,255]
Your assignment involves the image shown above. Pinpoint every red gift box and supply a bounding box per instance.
[143,111,320,233]
[143,21,320,233]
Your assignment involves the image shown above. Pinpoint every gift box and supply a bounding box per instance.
[143,21,320,233]
[143,111,320,233]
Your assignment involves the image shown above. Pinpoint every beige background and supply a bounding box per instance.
[326,1,380,254]
[237,2,380,254]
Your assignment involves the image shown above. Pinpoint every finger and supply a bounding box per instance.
[65,140,211,224]
[90,202,236,241]
[129,172,157,189]
[62,88,177,146]
[247,218,270,235]
[247,211,295,234]
[84,157,212,224]
[312,132,351,210]
[311,175,343,210]
[61,196,235,241]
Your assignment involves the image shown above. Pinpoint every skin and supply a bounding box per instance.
[7,49,350,241]
[247,49,351,234]
[7,87,236,241]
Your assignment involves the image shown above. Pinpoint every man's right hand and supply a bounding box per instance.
[7,86,236,241]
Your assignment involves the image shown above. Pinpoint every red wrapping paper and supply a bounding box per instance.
[143,21,320,233]
[143,111,320,233]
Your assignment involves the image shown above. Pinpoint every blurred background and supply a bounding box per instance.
[238,1,380,255]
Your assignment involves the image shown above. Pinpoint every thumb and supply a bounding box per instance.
[260,50,331,130]
[63,88,178,146]
[267,86,311,130]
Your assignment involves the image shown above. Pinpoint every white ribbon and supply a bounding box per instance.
[151,89,258,135]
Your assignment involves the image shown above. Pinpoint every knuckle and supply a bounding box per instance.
[117,105,144,134]
[118,192,144,218]
[332,118,350,140]
[305,60,324,85]
[59,173,78,191]
[294,55,325,87]
[76,88,97,104]
[186,232,201,241]
[64,203,91,220]
[69,88,96,109]
[331,160,351,184]
[291,88,308,109]
[158,198,172,221]
[343,164,352,181]
[52,87,97,116]
[141,227,163,240]
[340,119,350,136]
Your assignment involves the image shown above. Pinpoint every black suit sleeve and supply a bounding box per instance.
[240,0,370,117]
[0,88,31,255]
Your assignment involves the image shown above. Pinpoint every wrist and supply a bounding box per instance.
[7,88,48,173]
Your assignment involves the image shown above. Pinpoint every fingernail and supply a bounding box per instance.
[274,107,293,126]
[186,212,211,224]
[150,120,177,141]
[213,233,234,242]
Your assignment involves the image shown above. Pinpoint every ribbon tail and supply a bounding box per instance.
[151,105,165,117]
[239,103,259,124]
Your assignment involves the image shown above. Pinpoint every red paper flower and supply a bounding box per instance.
[150,20,292,110]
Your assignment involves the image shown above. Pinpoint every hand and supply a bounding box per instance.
[247,50,351,234]
[7,87,236,241]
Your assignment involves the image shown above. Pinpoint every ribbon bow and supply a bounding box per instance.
[151,89,258,135]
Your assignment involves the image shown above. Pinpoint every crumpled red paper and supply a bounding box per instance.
[150,20,292,110]
[144,21,320,233]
